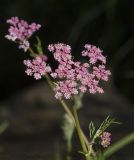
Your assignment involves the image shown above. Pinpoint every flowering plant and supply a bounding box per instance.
[5,17,134,160]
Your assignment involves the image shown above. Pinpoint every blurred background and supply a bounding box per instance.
[0,0,134,159]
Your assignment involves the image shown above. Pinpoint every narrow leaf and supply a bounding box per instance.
[89,121,95,138]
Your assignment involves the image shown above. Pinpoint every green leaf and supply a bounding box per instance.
[95,116,120,138]
[89,121,95,138]
[35,36,43,55]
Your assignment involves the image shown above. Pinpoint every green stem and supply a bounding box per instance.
[28,48,36,57]
[28,45,90,159]
[45,74,90,158]
[60,99,75,124]
[88,129,99,157]
[45,74,55,90]
[60,101,89,150]
[45,74,75,123]
[104,132,134,158]
[72,106,90,160]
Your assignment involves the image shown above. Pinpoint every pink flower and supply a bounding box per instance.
[79,86,87,93]
[24,56,51,80]
[55,80,78,99]
[5,17,41,52]
[48,43,72,62]
[101,132,111,148]
[19,40,30,52]
[82,44,106,64]
[93,65,111,81]
[48,43,111,99]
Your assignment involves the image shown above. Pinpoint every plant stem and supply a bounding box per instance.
[28,44,91,159]
[61,100,89,148]
[104,132,134,158]
[45,74,90,158]
[28,48,36,57]
[72,106,90,160]
[28,45,90,159]
[60,99,76,123]
[45,74,75,123]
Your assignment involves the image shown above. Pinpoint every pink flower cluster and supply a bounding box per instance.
[101,132,111,148]
[24,56,51,80]
[5,17,41,52]
[48,43,111,99]
[82,44,106,64]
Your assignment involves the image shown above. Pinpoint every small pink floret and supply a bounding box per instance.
[5,17,41,52]
[101,132,111,148]
[24,56,51,80]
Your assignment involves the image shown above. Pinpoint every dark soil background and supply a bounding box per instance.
[0,0,134,159]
